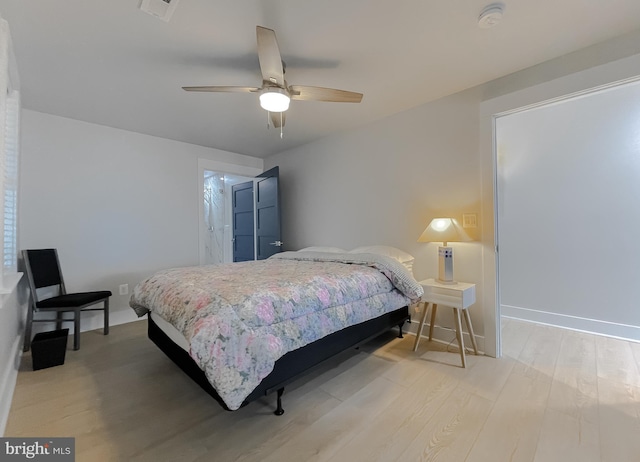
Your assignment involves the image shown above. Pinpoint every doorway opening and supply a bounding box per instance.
[198,160,282,265]
[203,171,255,265]
[197,159,263,265]
[495,77,640,347]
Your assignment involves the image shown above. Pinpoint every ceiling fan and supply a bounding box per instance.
[183,26,363,137]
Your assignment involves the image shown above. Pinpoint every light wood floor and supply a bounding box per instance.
[6,318,640,461]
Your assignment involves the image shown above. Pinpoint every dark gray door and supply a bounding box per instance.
[255,166,282,260]
[232,181,255,262]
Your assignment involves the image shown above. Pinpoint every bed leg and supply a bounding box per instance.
[274,388,285,416]
[397,320,406,338]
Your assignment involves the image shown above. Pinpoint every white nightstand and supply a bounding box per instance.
[412,278,478,367]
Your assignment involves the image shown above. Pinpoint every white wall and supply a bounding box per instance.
[265,89,486,349]
[496,79,640,340]
[19,110,263,332]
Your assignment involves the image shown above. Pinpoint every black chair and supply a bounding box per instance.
[22,249,112,351]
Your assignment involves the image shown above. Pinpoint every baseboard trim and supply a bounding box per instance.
[79,307,142,333]
[0,334,22,436]
[30,306,143,337]
[501,304,640,342]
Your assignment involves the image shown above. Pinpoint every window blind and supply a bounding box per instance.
[3,90,19,272]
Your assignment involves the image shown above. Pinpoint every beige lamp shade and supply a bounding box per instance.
[417,218,472,246]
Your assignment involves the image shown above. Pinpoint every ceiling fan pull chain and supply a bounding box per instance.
[267,111,271,129]
[280,113,283,139]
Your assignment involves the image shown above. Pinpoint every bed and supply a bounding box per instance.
[130,250,423,414]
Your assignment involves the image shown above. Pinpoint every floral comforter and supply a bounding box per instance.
[129,251,423,410]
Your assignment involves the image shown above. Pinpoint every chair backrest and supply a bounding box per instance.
[22,249,66,301]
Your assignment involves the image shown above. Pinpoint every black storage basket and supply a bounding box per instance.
[31,328,69,371]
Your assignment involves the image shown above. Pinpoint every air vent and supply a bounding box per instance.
[139,0,181,22]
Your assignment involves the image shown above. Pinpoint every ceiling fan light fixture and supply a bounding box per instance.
[259,88,290,112]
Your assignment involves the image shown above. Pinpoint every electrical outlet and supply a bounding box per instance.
[119,284,129,296]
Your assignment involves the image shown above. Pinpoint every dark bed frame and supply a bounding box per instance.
[148,306,410,415]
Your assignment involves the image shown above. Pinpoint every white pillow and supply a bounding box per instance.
[298,246,347,253]
[349,245,415,274]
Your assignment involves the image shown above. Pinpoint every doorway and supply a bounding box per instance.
[203,170,255,264]
[495,78,640,342]
[229,166,282,262]
[198,160,282,265]
[198,159,263,265]
[480,60,640,358]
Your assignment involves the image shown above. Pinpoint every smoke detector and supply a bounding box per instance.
[478,3,505,29]
[139,0,181,22]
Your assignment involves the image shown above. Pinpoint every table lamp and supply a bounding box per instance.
[418,218,471,284]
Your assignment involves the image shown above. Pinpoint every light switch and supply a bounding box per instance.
[463,213,477,228]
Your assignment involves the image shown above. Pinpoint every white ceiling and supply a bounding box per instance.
[2,1,640,158]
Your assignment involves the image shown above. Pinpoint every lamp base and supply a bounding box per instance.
[438,246,455,284]
[436,278,458,285]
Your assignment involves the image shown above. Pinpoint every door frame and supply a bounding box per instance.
[479,56,640,358]
[198,159,262,265]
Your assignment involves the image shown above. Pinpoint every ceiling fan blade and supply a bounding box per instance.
[182,86,260,93]
[270,111,286,128]
[256,26,285,87]
[289,85,363,103]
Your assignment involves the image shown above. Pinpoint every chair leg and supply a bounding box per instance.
[23,306,34,353]
[55,311,63,331]
[104,299,110,335]
[74,310,81,350]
